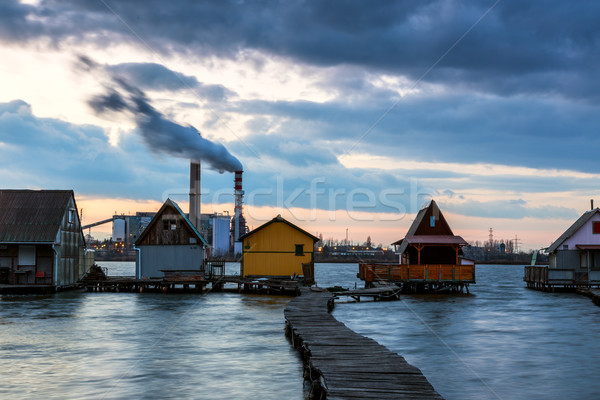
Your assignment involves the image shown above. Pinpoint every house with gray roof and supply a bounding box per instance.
[0,190,87,288]
[546,206,600,285]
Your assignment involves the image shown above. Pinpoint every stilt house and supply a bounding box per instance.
[239,215,319,279]
[358,200,474,289]
[393,200,468,265]
[0,190,87,287]
[545,206,600,285]
[134,199,207,279]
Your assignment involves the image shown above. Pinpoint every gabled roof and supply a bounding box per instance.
[0,190,76,243]
[134,198,208,246]
[239,215,319,242]
[393,200,463,253]
[547,208,600,252]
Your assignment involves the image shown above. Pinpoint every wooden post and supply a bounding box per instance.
[454,245,459,265]
[414,244,424,264]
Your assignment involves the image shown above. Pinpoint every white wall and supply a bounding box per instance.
[562,213,600,249]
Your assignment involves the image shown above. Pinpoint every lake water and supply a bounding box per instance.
[2,262,600,399]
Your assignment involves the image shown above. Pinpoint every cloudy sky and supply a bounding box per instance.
[1,0,599,249]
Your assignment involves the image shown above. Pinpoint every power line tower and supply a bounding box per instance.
[513,234,522,254]
[488,228,494,247]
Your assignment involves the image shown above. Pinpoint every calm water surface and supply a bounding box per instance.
[0,261,304,400]
[2,262,599,399]
[327,264,600,400]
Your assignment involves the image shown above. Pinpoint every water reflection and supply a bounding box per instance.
[6,262,599,399]
[1,290,304,400]
[332,264,600,400]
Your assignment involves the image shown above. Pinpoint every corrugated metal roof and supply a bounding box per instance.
[0,190,73,243]
[547,208,600,252]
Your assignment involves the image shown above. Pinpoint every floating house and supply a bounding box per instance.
[239,215,319,279]
[134,199,207,279]
[0,190,88,289]
[393,199,469,265]
[358,200,475,291]
[526,206,600,289]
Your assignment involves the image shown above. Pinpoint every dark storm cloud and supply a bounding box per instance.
[227,90,600,174]
[0,99,165,196]
[3,0,600,100]
[108,63,236,101]
[1,100,594,220]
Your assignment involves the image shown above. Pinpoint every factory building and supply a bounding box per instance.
[209,213,232,257]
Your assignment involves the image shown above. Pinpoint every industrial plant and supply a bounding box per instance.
[84,161,248,260]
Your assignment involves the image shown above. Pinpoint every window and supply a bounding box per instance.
[19,245,36,266]
[430,216,435,227]
[68,208,75,224]
[295,244,304,256]
[581,252,588,269]
[593,221,600,234]
[163,219,177,230]
[563,244,568,250]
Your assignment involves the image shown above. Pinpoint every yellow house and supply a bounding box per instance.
[240,215,319,278]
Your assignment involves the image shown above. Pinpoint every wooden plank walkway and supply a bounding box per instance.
[284,287,443,399]
[332,285,401,302]
[578,288,600,306]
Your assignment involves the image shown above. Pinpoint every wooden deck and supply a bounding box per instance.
[524,266,600,291]
[359,263,474,293]
[285,287,443,399]
[80,275,302,295]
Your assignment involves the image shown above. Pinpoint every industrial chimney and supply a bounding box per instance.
[233,170,244,242]
[189,160,201,230]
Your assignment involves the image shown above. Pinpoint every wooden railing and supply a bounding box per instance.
[358,263,475,283]
[524,266,600,286]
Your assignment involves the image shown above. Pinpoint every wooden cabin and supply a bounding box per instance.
[358,200,474,291]
[526,207,600,289]
[393,199,468,265]
[239,215,319,279]
[0,190,88,288]
[134,199,207,279]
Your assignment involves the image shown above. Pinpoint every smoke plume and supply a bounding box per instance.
[83,56,242,172]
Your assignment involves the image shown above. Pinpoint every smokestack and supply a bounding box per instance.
[189,161,201,230]
[234,170,244,241]
[592,199,595,210]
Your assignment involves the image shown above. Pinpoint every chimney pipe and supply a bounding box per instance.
[189,161,201,230]
[234,170,244,241]
[592,199,595,210]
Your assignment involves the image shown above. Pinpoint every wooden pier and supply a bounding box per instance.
[332,285,401,302]
[80,275,302,295]
[578,288,600,307]
[285,287,443,399]
[524,266,600,291]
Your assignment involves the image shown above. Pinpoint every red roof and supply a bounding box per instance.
[403,235,468,246]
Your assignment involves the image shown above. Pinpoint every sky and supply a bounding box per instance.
[1,0,599,250]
